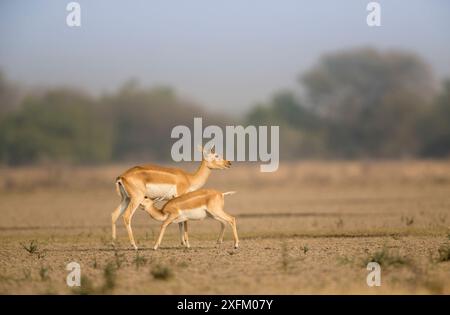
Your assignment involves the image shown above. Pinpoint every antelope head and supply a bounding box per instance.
[200,145,231,170]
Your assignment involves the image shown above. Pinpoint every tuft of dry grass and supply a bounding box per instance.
[21,240,39,254]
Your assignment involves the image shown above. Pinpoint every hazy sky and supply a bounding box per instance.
[1,0,449,113]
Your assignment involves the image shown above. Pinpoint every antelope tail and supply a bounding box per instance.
[115,177,129,199]
[222,191,237,196]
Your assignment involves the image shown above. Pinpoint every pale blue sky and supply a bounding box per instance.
[1,0,449,113]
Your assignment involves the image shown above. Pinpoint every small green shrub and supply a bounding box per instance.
[133,253,147,270]
[102,262,117,292]
[437,244,450,262]
[151,264,173,280]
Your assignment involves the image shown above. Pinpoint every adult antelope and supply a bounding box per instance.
[112,146,231,249]
[140,189,239,250]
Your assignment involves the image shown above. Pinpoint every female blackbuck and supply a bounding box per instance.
[112,146,231,250]
[140,189,239,250]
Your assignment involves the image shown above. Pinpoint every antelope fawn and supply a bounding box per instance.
[112,146,231,250]
[139,189,239,250]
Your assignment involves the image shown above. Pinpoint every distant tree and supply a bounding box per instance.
[0,48,446,164]
[0,74,231,165]
[246,91,326,159]
[105,81,214,161]
[302,48,436,157]
[0,89,112,165]
[417,79,450,157]
[0,71,21,115]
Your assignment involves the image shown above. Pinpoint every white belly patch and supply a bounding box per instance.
[173,207,208,223]
[145,183,177,200]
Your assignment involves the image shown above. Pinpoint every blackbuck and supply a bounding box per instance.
[140,189,239,250]
[112,146,231,250]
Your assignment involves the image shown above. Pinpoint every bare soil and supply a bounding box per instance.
[0,161,449,294]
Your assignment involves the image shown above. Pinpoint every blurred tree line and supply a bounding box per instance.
[0,47,449,165]
[0,77,228,165]
[247,48,450,159]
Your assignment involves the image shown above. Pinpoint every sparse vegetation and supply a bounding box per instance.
[133,253,148,270]
[101,262,117,292]
[113,250,125,269]
[151,264,173,280]
[437,244,450,262]
[39,266,50,281]
[302,245,309,255]
[73,275,96,295]
[21,240,38,254]
[364,247,410,267]
[72,263,117,295]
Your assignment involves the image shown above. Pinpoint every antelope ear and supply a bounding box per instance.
[197,145,203,152]
[197,144,208,158]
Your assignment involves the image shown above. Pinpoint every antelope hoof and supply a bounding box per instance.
[234,243,239,249]
[132,244,138,251]
[153,245,159,251]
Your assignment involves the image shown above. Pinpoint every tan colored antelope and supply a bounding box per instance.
[112,146,231,250]
[140,189,239,250]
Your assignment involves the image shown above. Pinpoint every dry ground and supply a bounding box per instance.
[0,161,449,294]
